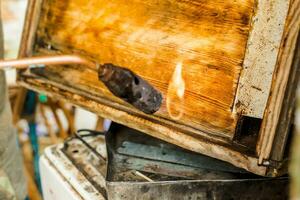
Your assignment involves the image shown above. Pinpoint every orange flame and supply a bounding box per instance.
[166,62,185,120]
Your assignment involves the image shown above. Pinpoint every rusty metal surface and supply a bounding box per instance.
[106,123,289,200]
[107,178,288,200]
[56,124,288,200]
[106,123,247,179]
[42,143,106,200]
[62,130,108,199]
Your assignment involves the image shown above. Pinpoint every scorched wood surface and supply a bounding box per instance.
[33,0,255,139]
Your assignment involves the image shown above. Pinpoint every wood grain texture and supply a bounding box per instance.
[270,32,300,161]
[290,85,300,199]
[257,0,300,164]
[33,0,255,139]
[19,78,267,176]
[19,0,42,57]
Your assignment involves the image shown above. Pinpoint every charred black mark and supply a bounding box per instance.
[251,85,262,91]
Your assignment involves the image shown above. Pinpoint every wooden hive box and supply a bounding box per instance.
[18,0,300,176]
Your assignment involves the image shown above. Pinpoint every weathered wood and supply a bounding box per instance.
[271,31,300,161]
[20,73,234,145]
[32,0,256,139]
[290,85,300,199]
[19,79,267,176]
[19,0,43,57]
[13,0,44,123]
[257,0,300,164]
[234,0,290,118]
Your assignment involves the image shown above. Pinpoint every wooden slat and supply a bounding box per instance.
[270,32,300,161]
[31,0,256,139]
[257,0,300,164]
[290,85,300,199]
[13,0,44,123]
[234,0,290,118]
[18,0,43,57]
[19,79,267,175]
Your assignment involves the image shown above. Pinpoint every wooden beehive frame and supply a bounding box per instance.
[17,0,300,176]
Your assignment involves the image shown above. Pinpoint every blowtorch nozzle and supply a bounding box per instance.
[98,63,163,114]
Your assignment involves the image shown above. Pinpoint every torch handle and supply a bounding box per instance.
[0,55,162,114]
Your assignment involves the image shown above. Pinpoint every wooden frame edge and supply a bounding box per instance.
[19,0,43,57]
[234,0,290,118]
[14,0,43,122]
[270,32,300,162]
[257,0,300,164]
[19,78,267,176]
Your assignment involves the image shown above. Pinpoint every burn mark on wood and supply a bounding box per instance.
[251,85,262,91]
[33,0,256,138]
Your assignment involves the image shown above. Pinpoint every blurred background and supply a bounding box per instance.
[1,0,300,200]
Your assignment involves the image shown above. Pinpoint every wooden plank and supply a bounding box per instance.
[19,78,267,176]
[234,0,290,118]
[18,0,43,57]
[257,0,300,164]
[270,32,300,161]
[31,0,256,139]
[20,73,234,144]
[290,84,300,199]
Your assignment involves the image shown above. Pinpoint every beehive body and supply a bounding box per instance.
[19,0,300,175]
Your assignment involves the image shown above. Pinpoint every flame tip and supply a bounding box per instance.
[166,61,186,120]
